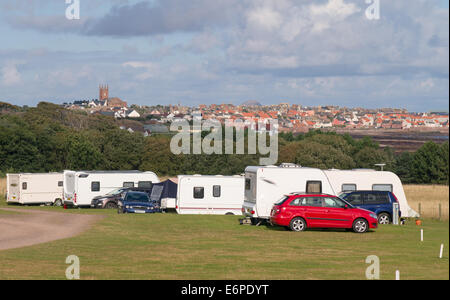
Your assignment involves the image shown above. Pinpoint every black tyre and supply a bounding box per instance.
[289,217,307,232]
[105,202,118,209]
[53,199,63,207]
[377,213,391,225]
[225,212,234,216]
[353,218,369,233]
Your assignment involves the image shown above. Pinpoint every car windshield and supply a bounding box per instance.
[338,192,349,198]
[125,192,150,202]
[106,188,125,196]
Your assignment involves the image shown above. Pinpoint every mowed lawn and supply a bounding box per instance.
[0,205,448,280]
[0,180,448,280]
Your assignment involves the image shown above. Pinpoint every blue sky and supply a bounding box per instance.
[1,0,448,112]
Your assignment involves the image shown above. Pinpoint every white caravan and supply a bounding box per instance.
[243,165,334,220]
[243,164,418,221]
[176,175,244,215]
[323,169,419,218]
[6,173,64,205]
[63,170,160,207]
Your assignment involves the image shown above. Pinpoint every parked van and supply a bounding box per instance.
[323,169,419,218]
[243,164,418,222]
[63,170,160,207]
[6,173,64,205]
[176,175,244,215]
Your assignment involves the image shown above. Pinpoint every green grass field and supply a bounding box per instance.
[0,202,448,280]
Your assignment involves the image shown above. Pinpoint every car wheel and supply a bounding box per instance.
[105,202,118,209]
[353,218,369,233]
[53,199,63,207]
[378,213,391,225]
[289,217,307,232]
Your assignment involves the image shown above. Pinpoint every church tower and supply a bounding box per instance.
[99,84,109,102]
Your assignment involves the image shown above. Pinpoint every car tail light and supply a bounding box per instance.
[241,207,245,213]
[176,205,178,209]
[251,210,255,215]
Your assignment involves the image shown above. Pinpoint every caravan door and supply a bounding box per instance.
[7,174,20,203]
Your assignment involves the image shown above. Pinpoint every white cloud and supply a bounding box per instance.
[1,61,23,86]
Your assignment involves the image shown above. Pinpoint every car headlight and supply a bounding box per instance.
[370,213,377,219]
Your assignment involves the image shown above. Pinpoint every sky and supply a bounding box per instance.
[0,0,449,112]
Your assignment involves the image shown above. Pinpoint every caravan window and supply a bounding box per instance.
[91,182,100,192]
[138,181,152,189]
[245,178,251,190]
[306,181,322,194]
[193,187,204,199]
[123,182,135,188]
[22,182,27,190]
[213,185,221,198]
[342,184,357,192]
[58,181,63,187]
[372,184,393,192]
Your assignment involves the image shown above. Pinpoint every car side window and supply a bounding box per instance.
[323,198,338,208]
[303,197,323,207]
[365,192,390,204]
[289,197,302,206]
[346,193,363,205]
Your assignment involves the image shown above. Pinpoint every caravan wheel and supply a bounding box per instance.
[225,212,234,216]
[53,199,63,207]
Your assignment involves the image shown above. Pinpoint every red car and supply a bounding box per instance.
[270,193,378,233]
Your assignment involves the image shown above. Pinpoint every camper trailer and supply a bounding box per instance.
[243,164,418,222]
[243,165,335,220]
[6,173,64,205]
[63,170,160,207]
[323,169,419,218]
[176,175,244,215]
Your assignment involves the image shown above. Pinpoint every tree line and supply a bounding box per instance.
[0,102,448,184]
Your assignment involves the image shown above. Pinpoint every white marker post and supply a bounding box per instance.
[395,270,400,280]
[421,229,423,242]
[439,244,444,259]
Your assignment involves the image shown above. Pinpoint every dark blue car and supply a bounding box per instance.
[118,191,161,214]
[339,190,400,224]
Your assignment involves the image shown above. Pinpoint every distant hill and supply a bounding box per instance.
[241,100,262,106]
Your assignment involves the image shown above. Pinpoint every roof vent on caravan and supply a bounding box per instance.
[279,163,302,168]
[352,169,376,172]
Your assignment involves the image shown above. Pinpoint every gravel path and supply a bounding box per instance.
[0,208,103,251]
